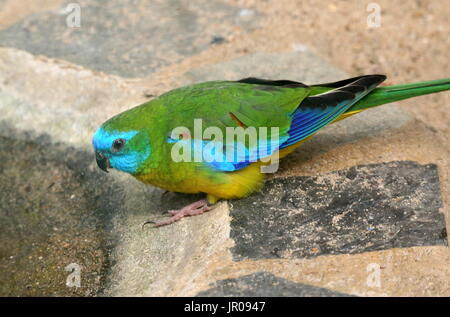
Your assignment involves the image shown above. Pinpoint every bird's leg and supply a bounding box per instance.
[143,199,211,228]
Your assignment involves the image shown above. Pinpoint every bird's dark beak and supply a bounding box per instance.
[95,151,110,173]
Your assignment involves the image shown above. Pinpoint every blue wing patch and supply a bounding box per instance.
[280,102,349,148]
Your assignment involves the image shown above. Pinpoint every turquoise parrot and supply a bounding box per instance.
[92,75,450,226]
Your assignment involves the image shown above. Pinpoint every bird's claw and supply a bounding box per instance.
[142,220,157,230]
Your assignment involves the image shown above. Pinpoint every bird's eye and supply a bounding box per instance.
[112,138,126,152]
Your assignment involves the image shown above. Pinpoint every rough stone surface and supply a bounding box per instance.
[0,0,259,77]
[197,272,354,297]
[230,161,446,260]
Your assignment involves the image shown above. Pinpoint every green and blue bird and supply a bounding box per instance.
[92,75,450,226]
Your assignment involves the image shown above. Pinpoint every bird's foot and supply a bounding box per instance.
[143,199,211,228]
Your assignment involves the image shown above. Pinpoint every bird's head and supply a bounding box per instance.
[92,125,151,175]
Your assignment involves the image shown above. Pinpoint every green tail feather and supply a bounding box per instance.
[347,78,450,113]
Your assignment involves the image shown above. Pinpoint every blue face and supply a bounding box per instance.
[92,128,151,174]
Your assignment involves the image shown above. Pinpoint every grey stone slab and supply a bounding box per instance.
[197,272,354,297]
[0,0,259,77]
[230,161,446,260]
[0,125,126,296]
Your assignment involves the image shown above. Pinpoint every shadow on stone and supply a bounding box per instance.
[0,125,125,296]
